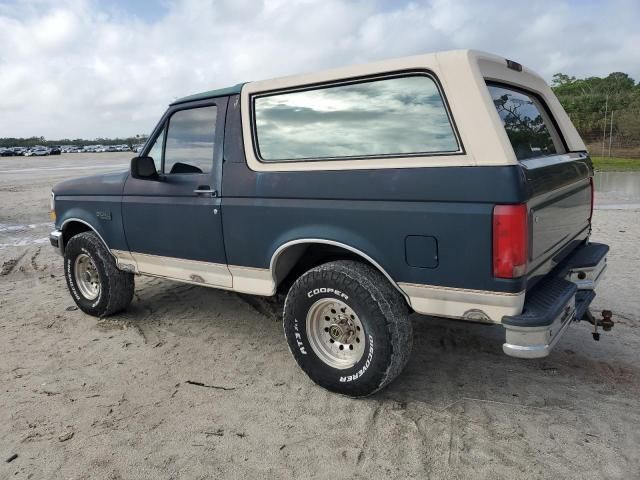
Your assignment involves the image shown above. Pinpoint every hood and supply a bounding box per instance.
[53,170,129,196]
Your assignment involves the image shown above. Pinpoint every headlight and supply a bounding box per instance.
[50,192,56,221]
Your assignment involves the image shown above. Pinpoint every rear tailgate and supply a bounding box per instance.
[486,83,593,285]
[523,154,592,282]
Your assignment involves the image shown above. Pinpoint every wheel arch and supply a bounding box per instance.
[269,239,411,306]
[60,218,112,255]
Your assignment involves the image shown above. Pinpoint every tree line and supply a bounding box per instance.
[551,71,640,143]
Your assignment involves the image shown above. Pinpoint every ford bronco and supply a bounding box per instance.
[50,50,610,397]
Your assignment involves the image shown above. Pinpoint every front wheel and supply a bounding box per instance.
[283,260,412,397]
[64,231,134,317]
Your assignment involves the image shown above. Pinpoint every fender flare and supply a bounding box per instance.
[269,238,411,305]
[60,218,112,257]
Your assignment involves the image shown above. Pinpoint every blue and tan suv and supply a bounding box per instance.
[50,50,610,396]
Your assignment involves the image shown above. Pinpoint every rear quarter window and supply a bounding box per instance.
[252,74,460,162]
[487,83,565,161]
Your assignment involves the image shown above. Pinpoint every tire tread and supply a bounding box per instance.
[65,232,134,317]
[284,260,412,396]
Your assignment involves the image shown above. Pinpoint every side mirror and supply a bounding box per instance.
[131,156,159,180]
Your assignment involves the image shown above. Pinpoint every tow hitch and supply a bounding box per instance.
[582,309,614,341]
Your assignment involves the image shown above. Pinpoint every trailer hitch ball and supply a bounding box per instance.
[601,310,614,332]
[584,309,614,341]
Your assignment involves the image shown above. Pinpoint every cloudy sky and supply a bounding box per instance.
[0,0,638,139]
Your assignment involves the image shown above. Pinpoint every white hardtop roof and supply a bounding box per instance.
[239,49,585,172]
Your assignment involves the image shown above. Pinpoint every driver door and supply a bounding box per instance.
[121,97,231,287]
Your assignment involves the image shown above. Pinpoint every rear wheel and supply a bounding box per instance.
[283,260,412,397]
[64,231,134,317]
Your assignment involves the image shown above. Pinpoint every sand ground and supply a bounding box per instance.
[1,154,639,479]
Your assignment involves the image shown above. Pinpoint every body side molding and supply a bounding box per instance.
[398,281,525,323]
[111,250,269,294]
[113,242,526,324]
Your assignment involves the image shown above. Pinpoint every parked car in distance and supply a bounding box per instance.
[49,50,611,397]
[10,147,27,155]
[0,147,16,156]
[49,146,62,155]
[25,146,50,156]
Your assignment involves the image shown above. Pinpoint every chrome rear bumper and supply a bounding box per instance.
[502,242,608,359]
[503,306,575,359]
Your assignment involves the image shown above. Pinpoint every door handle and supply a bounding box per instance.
[193,186,217,197]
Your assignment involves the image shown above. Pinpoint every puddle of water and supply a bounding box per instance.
[0,237,48,248]
[595,204,640,211]
[594,172,640,210]
[0,222,52,249]
[0,222,52,233]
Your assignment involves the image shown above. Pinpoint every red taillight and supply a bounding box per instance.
[589,177,595,222]
[493,204,528,279]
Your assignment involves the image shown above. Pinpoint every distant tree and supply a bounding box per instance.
[551,73,576,87]
[551,71,639,139]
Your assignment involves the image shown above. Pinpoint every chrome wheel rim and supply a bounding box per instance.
[74,253,100,301]
[306,298,365,370]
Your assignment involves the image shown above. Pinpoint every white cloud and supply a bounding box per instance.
[0,0,638,139]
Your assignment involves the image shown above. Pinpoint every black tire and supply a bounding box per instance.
[283,260,412,397]
[64,231,134,317]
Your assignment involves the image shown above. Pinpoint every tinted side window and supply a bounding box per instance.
[164,105,217,174]
[487,84,563,160]
[253,75,459,161]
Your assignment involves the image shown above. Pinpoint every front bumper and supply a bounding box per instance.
[50,230,63,255]
[502,242,609,359]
